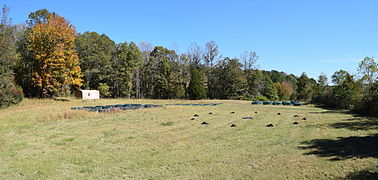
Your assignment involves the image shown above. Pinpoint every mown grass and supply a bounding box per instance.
[0,98,377,179]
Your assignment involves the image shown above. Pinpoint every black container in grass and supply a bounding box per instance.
[230,112,235,114]
[255,112,258,114]
[191,118,195,120]
[302,117,307,120]
[292,101,303,106]
[242,117,254,119]
[209,112,213,115]
[273,101,282,105]
[266,124,273,127]
[263,101,273,105]
[144,104,155,108]
[251,101,263,105]
[293,122,299,125]
[294,115,299,117]
[194,114,199,117]
[277,113,281,115]
[282,101,292,105]
[201,122,209,125]
[89,109,99,113]
[99,109,110,113]
[230,124,237,127]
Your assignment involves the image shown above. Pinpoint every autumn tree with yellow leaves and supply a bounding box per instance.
[28,13,82,97]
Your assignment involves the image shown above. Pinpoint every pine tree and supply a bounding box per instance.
[188,68,206,100]
[262,76,278,100]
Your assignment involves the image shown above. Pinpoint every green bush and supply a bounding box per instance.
[0,83,23,108]
[160,121,174,126]
[354,82,378,117]
[251,96,269,101]
[97,83,112,97]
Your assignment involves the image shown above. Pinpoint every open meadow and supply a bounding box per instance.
[0,99,377,179]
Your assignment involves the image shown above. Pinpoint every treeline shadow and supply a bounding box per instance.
[339,169,378,180]
[53,98,70,102]
[303,106,378,179]
[310,105,378,131]
[299,134,378,161]
[310,106,353,115]
[331,117,378,131]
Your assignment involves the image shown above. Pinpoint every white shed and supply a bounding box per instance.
[79,90,100,100]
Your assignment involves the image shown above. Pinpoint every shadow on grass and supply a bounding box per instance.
[310,105,377,131]
[53,98,70,102]
[331,117,378,131]
[304,106,378,178]
[339,169,378,180]
[309,109,351,114]
[299,134,378,161]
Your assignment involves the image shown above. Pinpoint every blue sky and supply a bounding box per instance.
[2,0,378,79]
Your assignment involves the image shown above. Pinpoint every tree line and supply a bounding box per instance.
[1,7,377,117]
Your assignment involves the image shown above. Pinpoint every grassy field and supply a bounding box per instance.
[0,98,377,179]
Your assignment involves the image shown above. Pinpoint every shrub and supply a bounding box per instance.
[160,121,174,126]
[251,96,269,101]
[354,82,378,117]
[0,84,24,108]
[97,83,112,97]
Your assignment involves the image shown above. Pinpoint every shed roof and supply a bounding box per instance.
[80,90,99,92]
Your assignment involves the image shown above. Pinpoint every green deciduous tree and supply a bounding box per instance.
[75,32,115,90]
[241,51,259,98]
[203,41,219,98]
[357,82,378,116]
[97,83,111,97]
[318,73,328,87]
[332,70,349,85]
[138,41,153,98]
[112,42,142,98]
[332,74,363,109]
[26,9,54,26]
[274,81,293,100]
[149,46,181,99]
[0,5,23,107]
[247,70,265,98]
[312,73,329,104]
[358,57,377,85]
[297,73,314,102]
[215,58,246,99]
